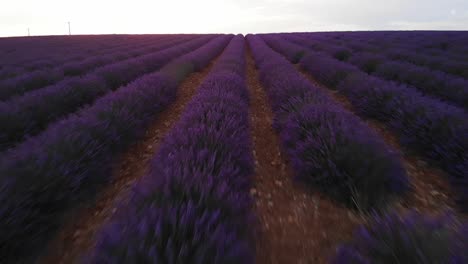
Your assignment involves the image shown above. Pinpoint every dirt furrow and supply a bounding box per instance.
[247,48,360,264]
[296,64,457,216]
[38,57,220,264]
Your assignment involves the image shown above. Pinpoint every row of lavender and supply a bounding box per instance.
[367,31,468,60]
[283,34,468,109]
[254,33,468,263]
[0,35,193,101]
[0,35,135,59]
[316,34,468,108]
[1,36,124,78]
[250,34,467,263]
[0,35,212,151]
[333,210,467,263]
[0,35,116,64]
[0,35,232,262]
[325,33,468,79]
[88,35,255,263]
[260,34,468,212]
[284,32,468,79]
[0,35,169,78]
[308,31,468,61]
[248,35,408,210]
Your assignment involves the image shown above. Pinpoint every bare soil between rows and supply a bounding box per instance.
[38,56,220,264]
[247,48,360,264]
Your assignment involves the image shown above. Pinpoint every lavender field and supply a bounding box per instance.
[0,32,467,263]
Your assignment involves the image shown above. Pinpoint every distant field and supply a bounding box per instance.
[0,32,466,263]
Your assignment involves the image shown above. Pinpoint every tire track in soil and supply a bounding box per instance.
[295,64,460,217]
[246,48,360,264]
[38,55,222,264]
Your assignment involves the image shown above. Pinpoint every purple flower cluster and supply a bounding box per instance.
[0,36,215,151]
[292,31,468,61]
[332,210,468,263]
[0,35,149,79]
[0,36,194,101]
[348,52,386,74]
[0,34,232,262]
[285,34,468,109]
[387,49,468,79]
[0,68,64,100]
[61,36,189,76]
[250,35,408,210]
[311,31,468,69]
[261,34,468,211]
[89,35,255,263]
[262,35,357,89]
[373,60,468,109]
[295,50,468,212]
[260,34,308,63]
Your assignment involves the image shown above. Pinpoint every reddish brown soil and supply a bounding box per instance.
[296,65,458,216]
[247,49,360,264]
[38,57,219,264]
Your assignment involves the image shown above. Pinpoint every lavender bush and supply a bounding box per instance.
[288,34,468,109]
[0,36,215,151]
[261,34,307,63]
[0,68,64,99]
[267,34,467,212]
[0,35,148,80]
[89,35,255,263]
[252,34,408,210]
[332,211,468,264]
[61,37,189,76]
[374,60,468,109]
[387,49,468,78]
[348,52,386,74]
[0,34,231,262]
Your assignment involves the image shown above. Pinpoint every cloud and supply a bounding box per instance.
[0,0,467,36]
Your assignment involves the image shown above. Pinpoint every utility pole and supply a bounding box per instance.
[68,21,71,35]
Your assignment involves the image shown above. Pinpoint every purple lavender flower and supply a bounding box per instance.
[332,211,468,264]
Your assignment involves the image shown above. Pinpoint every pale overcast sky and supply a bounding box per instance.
[0,0,467,37]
